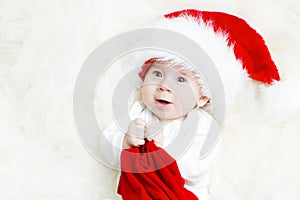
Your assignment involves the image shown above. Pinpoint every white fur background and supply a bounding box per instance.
[1,0,300,199]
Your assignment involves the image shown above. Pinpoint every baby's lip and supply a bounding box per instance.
[155,98,172,105]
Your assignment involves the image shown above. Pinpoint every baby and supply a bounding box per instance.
[100,56,220,199]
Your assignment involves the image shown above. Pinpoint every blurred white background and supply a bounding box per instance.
[0,0,299,199]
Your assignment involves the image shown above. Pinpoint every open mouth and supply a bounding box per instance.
[156,99,172,105]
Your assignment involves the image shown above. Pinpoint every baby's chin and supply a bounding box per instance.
[151,110,188,122]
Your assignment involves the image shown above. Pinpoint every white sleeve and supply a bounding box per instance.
[99,121,125,169]
[99,101,145,169]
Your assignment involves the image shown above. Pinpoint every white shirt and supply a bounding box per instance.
[100,101,220,200]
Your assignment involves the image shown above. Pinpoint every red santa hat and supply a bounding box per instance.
[139,9,280,85]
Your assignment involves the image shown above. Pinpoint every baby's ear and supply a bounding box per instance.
[197,96,210,108]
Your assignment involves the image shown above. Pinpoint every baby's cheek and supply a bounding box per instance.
[176,84,197,103]
[173,91,197,117]
[180,94,197,108]
[141,87,149,102]
[141,85,155,104]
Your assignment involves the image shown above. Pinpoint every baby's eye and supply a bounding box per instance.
[153,71,162,77]
[178,76,186,83]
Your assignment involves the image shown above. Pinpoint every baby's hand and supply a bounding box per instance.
[124,118,147,147]
[145,117,164,146]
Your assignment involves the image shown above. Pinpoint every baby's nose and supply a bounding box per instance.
[157,84,171,92]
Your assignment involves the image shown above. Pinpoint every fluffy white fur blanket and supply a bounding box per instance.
[1,0,299,199]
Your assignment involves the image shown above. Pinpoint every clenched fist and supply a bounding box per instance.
[145,117,164,146]
[123,118,164,148]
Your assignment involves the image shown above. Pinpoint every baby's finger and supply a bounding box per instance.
[152,134,164,146]
[130,137,145,147]
[145,122,163,139]
[127,125,145,138]
[133,118,147,127]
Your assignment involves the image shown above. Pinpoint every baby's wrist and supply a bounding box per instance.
[122,134,131,149]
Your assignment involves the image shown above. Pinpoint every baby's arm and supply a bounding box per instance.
[144,117,164,147]
[100,117,150,167]
[99,122,125,168]
[177,110,221,199]
[99,101,164,167]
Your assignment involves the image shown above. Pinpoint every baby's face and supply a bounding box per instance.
[141,62,203,121]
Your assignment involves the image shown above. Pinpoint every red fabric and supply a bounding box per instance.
[118,141,198,200]
[163,9,280,84]
[139,57,156,80]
